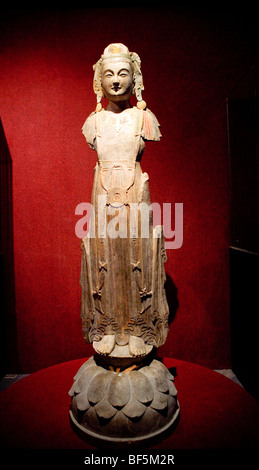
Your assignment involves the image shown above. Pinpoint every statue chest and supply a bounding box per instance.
[95,110,143,162]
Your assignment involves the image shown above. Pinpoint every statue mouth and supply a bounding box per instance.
[111,85,121,92]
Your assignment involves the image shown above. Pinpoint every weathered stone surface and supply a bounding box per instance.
[121,395,146,419]
[151,359,175,380]
[107,373,131,408]
[94,398,117,420]
[79,43,169,358]
[73,355,96,381]
[72,366,104,395]
[87,371,110,404]
[168,379,178,397]
[75,390,90,412]
[129,370,154,404]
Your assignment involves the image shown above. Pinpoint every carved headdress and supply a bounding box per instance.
[93,43,146,111]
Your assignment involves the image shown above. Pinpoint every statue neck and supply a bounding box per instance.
[105,100,132,114]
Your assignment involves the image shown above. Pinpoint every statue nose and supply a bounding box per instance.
[113,74,121,84]
[112,80,120,90]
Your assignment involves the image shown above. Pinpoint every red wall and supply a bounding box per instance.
[0,7,256,372]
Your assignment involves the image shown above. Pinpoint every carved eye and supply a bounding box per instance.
[119,69,130,77]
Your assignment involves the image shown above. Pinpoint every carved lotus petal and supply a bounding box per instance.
[70,396,79,416]
[109,409,131,430]
[87,371,111,404]
[83,405,99,428]
[150,389,168,410]
[73,357,96,381]
[140,406,166,434]
[94,397,117,419]
[74,366,104,395]
[107,373,131,408]
[168,395,177,412]
[129,371,154,404]
[75,390,91,412]
[168,379,177,397]
[150,359,175,381]
[141,366,169,394]
[122,394,146,419]
[68,382,76,397]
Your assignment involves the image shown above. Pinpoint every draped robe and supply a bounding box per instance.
[80,106,169,348]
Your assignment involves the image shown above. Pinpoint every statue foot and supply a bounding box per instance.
[96,335,116,355]
[129,336,147,357]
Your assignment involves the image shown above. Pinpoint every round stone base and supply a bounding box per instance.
[69,355,180,447]
[69,406,179,447]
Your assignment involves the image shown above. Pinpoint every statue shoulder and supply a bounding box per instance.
[82,111,97,149]
[142,108,162,141]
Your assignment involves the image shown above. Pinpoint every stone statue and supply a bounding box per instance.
[80,43,169,358]
[69,44,179,446]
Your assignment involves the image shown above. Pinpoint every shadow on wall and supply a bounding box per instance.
[165,274,179,326]
[0,119,19,377]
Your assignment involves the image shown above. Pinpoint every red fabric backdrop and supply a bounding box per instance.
[0,7,257,372]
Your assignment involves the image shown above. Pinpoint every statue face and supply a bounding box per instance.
[101,59,133,102]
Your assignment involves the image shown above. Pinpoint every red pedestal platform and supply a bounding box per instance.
[0,357,258,451]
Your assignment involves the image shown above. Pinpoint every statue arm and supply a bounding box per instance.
[142,108,162,141]
[82,112,97,150]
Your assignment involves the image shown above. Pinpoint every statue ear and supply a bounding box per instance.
[93,59,103,105]
[130,52,145,106]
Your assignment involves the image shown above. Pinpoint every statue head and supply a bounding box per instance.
[93,43,146,111]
